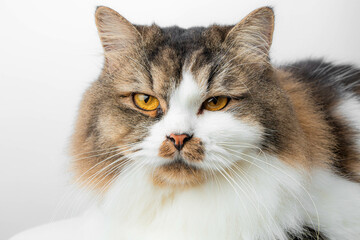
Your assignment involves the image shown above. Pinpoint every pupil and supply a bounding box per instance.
[211,97,218,105]
[143,95,150,103]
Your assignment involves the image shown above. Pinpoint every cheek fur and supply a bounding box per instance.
[195,111,264,169]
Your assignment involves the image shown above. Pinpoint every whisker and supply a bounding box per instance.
[220,145,320,236]
[209,159,255,227]
[71,146,124,158]
[51,144,139,221]
[209,153,284,237]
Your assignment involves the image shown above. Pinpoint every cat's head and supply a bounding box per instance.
[71,6,302,190]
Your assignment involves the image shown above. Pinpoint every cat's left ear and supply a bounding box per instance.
[224,7,274,66]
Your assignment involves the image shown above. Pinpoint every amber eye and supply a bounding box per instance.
[133,93,160,111]
[203,96,229,111]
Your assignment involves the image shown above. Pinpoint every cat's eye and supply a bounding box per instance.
[203,96,229,111]
[133,93,160,111]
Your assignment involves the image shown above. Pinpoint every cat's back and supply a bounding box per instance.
[283,59,360,98]
[280,59,360,182]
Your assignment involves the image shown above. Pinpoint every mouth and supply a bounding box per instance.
[163,157,197,171]
[152,158,205,188]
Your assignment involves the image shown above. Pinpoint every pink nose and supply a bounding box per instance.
[167,133,192,151]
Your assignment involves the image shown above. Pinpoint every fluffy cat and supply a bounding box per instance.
[11,6,360,240]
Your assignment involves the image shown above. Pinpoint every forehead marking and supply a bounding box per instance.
[160,71,204,135]
[169,71,205,112]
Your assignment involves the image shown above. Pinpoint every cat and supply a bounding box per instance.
[11,6,360,240]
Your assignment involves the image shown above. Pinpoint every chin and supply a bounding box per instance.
[152,159,205,188]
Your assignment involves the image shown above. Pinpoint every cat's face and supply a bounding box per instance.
[72,7,301,190]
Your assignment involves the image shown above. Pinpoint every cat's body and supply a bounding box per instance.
[11,6,360,240]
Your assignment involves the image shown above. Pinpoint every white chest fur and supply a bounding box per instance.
[101,156,309,240]
[11,157,360,240]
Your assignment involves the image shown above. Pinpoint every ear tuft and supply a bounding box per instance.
[225,7,275,63]
[95,6,140,52]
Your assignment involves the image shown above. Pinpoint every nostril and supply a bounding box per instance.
[167,135,176,143]
[183,134,192,142]
[167,133,192,151]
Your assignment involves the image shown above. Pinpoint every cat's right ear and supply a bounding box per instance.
[95,6,141,53]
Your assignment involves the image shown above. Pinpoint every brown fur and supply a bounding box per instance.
[182,137,205,163]
[152,161,205,188]
[159,139,176,159]
[275,70,335,169]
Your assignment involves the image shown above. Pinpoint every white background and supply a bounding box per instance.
[1,0,360,239]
